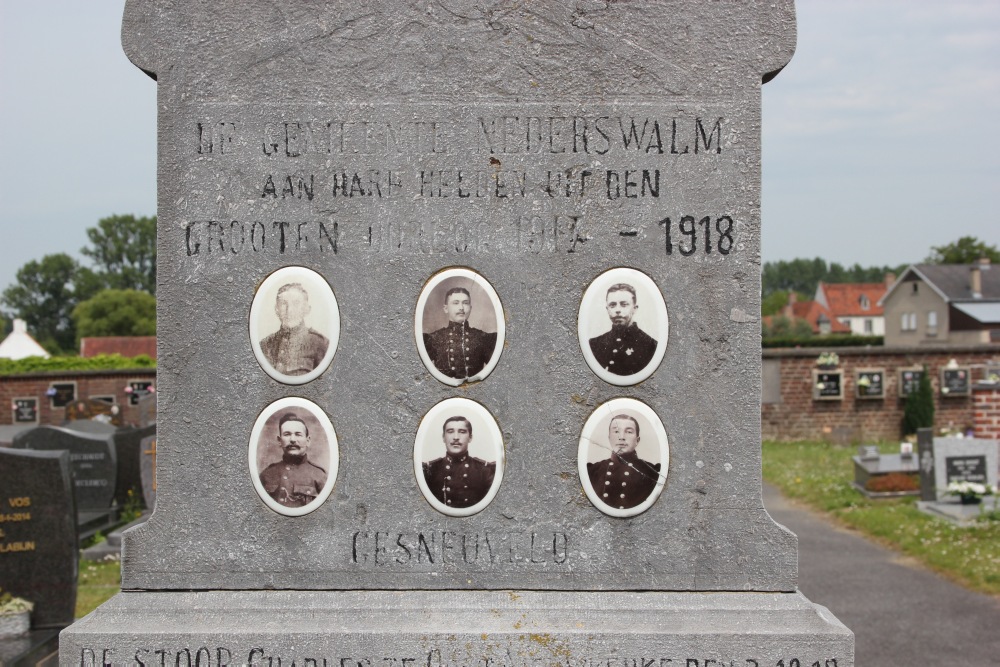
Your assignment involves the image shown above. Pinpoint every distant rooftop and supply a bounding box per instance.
[80,336,157,359]
[0,319,50,360]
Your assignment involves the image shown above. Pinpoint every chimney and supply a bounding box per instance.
[784,292,797,318]
[970,263,983,299]
[884,272,895,288]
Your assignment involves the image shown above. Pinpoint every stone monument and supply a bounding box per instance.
[63,1,853,665]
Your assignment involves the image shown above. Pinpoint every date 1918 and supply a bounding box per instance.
[659,215,734,256]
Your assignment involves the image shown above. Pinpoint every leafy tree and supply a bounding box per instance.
[925,236,1000,265]
[762,290,801,317]
[902,367,935,436]
[0,254,101,352]
[72,289,156,341]
[81,214,157,294]
[762,257,905,298]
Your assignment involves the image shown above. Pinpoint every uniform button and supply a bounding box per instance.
[463,474,468,478]
[445,476,451,480]
[607,471,612,476]
[609,360,615,365]
[625,471,630,476]
[605,481,610,486]
[609,462,614,467]
[445,465,450,469]
[465,463,470,468]
[620,493,626,499]
[603,493,608,498]
[622,482,627,487]
[616,338,622,342]
[447,500,452,504]
[282,475,288,480]
[612,349,618,353]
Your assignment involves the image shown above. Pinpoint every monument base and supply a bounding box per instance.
[62,591,853,666]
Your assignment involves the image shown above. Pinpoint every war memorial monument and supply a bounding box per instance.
[62,1,854,664]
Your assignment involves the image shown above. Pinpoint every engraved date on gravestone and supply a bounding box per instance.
[945,456,987,484]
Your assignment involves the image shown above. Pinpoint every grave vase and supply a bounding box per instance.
[960,494,982,505]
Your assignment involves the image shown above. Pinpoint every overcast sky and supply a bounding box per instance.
[0,1,998,294]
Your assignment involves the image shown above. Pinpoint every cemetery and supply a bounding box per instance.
[1,2,1000,665]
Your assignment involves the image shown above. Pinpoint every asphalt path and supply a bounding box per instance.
[762,484,1000,666]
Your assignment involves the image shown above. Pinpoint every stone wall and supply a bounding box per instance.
[0,369,156,428]
[762,345,998,442]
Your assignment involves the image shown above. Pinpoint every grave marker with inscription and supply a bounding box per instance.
[62,2,853,665]
[932,437,998,501]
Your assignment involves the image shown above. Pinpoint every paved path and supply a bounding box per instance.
[762,484,1000,667]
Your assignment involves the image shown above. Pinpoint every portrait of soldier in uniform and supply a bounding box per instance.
[422,415,496,509]
[424,287,497,380]
[578,268,668,386]
[588,283,657,376]
[578,398,668,517]
[250,266,340,385]
[414,397,504,516]
[259,283,329,376]
[586,414,660,511]
[250,397,339,516]
[416,269,505,386]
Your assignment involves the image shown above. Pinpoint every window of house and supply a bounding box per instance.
[864,319,873,334]
[901,313,917,332]
[860,295,870,310]
[927,311,937,336]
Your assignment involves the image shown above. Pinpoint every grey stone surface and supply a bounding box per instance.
[117,0,799,593]
[917,496,999,527]
[61,591,852,666]
[0,448,78,629]
[13,426,117,513]
[932,437,998,501]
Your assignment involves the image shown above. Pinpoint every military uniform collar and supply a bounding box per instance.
[445,453,469,464]
[446,321,469,331]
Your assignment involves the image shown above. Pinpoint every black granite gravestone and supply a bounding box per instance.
[945,456,988,485]
[140,434,157,509]
[12,426,119,538]
[113,424,157,510]
[0,448,78,628]
[12,397,39,424]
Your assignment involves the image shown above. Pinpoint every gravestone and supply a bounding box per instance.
[12,426,118,538]
[917,427,935,501]
[113,424,157,510]
[0,448,79,628]
[139,434,157,509]
[62,1,853,665]
[932,437,998,501]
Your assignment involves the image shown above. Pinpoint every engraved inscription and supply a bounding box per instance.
[351,531,569,567]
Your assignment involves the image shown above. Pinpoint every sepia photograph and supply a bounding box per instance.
[249,266,340,385]
[249,396,339,517]
[578,397,669,518]
[415,267,505,386]
[413,397,504,517]
[578,267,669,386]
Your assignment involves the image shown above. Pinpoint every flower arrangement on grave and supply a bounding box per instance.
[944,481,997,505]
[0,588,33,638]
[816,351,839,369]
[856,375,871,388]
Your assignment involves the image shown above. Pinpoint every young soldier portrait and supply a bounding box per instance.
[588,282,658,376]
[586,413,661,511]
[423,285,498,381]
[259,282,330,377]
[422,415,497,509]
[258,411,328,509]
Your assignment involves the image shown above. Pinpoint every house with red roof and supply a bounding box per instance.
[814,275,893,336]
[763,293,851,335]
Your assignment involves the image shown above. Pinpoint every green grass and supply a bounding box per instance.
[76,559,121,618]
[763,440,1000,596]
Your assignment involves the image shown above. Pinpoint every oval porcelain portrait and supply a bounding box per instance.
[413,397,504,517]
[249,266,340,385]
[578,268,668,386]
[578,397,669,518]
[249,397,339,517]
[415,267,505,386]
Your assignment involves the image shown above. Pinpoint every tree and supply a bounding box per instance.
[81,214,157,294]
[762,290,799,317]
[72,289,157,341]
[925,236,1000,265]
[0,254,101,352]
[762,315,813,339]
[902,367,935,436]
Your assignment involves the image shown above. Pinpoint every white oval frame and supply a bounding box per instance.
[249,266,340,385]
[577,397,669,518]
[414,267,505,387]
[249,396,339,517]
[578,267,668,386]
[413,397,505,517]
